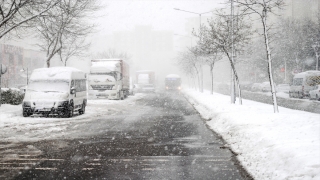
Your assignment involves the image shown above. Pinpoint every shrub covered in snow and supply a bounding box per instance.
[1,88,24,105]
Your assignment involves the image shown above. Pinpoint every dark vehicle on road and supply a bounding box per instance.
[165,74,181,91]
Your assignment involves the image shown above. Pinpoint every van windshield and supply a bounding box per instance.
[293,78,303,86]
[28,80,69,93]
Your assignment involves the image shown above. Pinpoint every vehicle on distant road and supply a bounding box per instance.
[136,70,155,93]
[309,85,320,101]
[22,67,87,118]
[276,84,290,94]
[289,71,320,98]
[88,59,130,100]
[251,83,262,92]
[165,74,181,91]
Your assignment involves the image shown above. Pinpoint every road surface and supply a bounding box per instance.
[1,91,252,179]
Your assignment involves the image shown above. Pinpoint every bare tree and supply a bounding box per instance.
[188,46,205,93]
[34,0,99,68]
[0,0,58,39]
[59,32,91,66]
[237,0,285,113]
[194,25,223,94]
[194,9,252,104]
[177,50,202,91]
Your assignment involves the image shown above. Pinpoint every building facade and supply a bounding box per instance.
[0,44,44,88]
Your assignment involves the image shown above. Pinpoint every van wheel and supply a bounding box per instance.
[79,102,86,115]
[120,91,124,100]
[23,110,29,117]
[67,103,74,118]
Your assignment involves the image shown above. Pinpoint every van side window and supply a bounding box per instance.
[74,79,86,92]
[293,78,303,86]
[306,76,320,86]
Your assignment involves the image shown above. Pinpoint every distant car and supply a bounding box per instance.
[276,84,290,94]
[309,85,320,101]
[251,83,262,92]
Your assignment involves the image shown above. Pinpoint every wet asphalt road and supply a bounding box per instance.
[2,91,251,180]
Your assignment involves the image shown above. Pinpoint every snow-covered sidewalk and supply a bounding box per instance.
[183,89,320,180]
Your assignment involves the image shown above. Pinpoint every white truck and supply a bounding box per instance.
[135,70,156,93]
[22,67,87,118]
[88,59,130,100]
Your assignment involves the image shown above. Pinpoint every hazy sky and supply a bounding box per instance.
[91,0,225,40]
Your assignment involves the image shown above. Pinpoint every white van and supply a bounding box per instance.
[22,67,87,118]
[289,71,320,98]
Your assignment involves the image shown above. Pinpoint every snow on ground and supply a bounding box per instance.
[182,89,320,180]
[0,93,145,143]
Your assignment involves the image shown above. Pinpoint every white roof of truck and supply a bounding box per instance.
[91,60,120,73]
[166,74,180,78]
[30,67,83,81]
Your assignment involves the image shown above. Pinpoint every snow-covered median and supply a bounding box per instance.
[182,89,320,180]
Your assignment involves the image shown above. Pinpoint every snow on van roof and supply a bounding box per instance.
[166,74,180,78]
[30,67,83,81]
[294,70,320,78]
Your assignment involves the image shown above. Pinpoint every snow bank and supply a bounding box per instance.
[183,89,320,180]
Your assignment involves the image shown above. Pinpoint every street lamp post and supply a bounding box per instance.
[312,43,319,71]
[173,8,212,30]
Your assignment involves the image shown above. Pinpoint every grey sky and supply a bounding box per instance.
[91,0,225,47]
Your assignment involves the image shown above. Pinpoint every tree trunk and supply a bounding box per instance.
[210,63,214,94]
[200,65,204,93]
[262,12,279,113]
[193,65,201,92]
[224,49,242,105]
